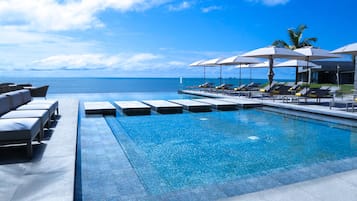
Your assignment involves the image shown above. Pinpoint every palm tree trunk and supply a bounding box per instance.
[295,66,298,84]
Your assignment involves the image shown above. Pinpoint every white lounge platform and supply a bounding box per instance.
[84,101,116,116]
[142,100,183,114]
[169,99,212,112]
[195,98,238,111]
[114,101,151,116]
[219,98,262,108]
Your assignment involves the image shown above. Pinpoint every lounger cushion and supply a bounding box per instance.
[0,118,41,141]
[0,95,11,116]
[1,110,49,125]
[16,104,53,114]
[19,89,32,103]
[5,91,25,109]
[27,100,59,114]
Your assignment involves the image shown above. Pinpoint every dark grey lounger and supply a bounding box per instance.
[0,118,42,157]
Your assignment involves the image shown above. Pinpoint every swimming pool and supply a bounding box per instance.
[77,93,357,200]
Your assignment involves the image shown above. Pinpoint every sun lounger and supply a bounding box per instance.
[215,83,233,90]
[0,94,50,138]
[259,82,279,93]
[0,118,42,157]
[199,82,214,88]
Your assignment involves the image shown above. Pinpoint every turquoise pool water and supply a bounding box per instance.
[105,109,357,195]
[77,92,357,200]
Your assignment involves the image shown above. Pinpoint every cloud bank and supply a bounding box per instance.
[0,0,171,31]
[29,53,185,71]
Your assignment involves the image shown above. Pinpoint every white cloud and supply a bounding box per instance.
[168,1,191,11]
[201,6,221,13]
[0,0,171,31]
[247,0,289,6]
[29,53,186,71]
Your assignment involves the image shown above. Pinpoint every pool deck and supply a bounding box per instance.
[221,169,357,201]
[181,90,357,120]
[0,99,79,201]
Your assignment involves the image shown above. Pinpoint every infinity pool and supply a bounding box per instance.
[104,109,357,195]
[77,92,357,200]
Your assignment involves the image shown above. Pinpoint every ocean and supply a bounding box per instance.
[0,77,293,94]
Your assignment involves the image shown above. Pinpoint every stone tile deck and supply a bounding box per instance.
[0,99,78,201]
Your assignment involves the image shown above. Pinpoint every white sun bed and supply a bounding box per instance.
[142,100,183,114]
[169,99,212,112]
[84,102,116,116]
[114,101,151,116]
[195,98,238,110]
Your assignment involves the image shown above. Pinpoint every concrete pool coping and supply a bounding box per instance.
[180,90,357,121]
[0,99,79,201]
[221,169,357,201]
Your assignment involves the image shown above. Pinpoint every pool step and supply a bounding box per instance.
[169,99,212,112]
[84,98,262,116]
[195,98,238,111]
[114,101,151,116]
[142,100,183,114]
[84,101,116,116]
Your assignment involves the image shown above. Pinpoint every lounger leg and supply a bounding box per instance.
[39,123,44,142]
[27,140,32,158]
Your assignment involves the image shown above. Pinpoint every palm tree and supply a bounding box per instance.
[272,24,318,83]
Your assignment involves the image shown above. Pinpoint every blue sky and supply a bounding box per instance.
[0,0,356,79]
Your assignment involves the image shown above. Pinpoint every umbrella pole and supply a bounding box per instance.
[354,56,357,95]
[220,65,222,85]
[295,65,298,84]
[204,66,206,83]
[307,57,311,85]
[268,56,274,86]
[239,64,242,86]
[250,67,252,83]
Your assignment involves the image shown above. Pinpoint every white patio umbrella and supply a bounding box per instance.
[189,60,207,82]
[294,46,340,84]
[331,42,357,93]
[218,56,260,85]
[242,46,305,86]
[275,59,321,84]
[200,58,225,85]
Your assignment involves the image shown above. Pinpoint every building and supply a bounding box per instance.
[298,61,354,84]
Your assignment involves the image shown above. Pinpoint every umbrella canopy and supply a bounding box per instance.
[294,46,340,84]
[200,58,225,84]
[294,46,340,60]
[276,59,321,84]
[331,43,357,55]
[189,60,205,66]
[242,46,305,85]
[331,42,357,93]
[218,56,261,85]
[275,59,320,68]
[190,59,207,83]
[218,56,261,65]
[200,58,224,66]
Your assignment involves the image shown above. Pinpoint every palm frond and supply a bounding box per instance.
[288,29,298,48]
[272,40,289,48]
